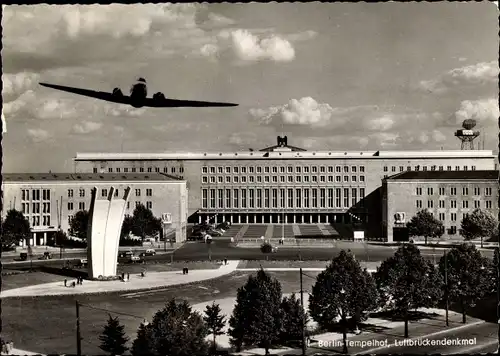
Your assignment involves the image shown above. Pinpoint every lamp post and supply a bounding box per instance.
[340,288,348,354]
[444,249,449,327]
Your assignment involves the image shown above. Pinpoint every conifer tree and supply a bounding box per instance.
[99,314,129,355]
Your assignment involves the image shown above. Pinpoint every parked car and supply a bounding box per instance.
[139,249,156,257]
[119,251,134,258]
[217,222,231,230]
[76,258,88,268]
[19,252,28,261]
[207,229,223,236]
[38,252,52,260]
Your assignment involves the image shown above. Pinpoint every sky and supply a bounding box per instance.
[2,2,499,173]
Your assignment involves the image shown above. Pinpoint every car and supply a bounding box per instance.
[19,252,28,261]
[129,255,141,263]
[207,229,223,236]
[140,249,156,257]
[76,258,88,268]
[38,252,52,260]
[119,251,134,258]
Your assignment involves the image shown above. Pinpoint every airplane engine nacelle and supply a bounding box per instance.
[153,92,165,100]
[112,88,123,96]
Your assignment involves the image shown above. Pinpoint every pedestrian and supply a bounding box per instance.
[127,273,130,280]
[122,272,125,280]
[64,279,67,287]
[72,281,76,288]
[80,277,83,285]
[224,258,227,265]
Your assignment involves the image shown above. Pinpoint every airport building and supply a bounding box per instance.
[1,173,188,246]
[383,170,499,242]
[73,136,496,240]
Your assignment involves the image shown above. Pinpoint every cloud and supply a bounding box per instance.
[420,61,499,94]
[72,121,103,134]
[454,98,499,125]
[27,128,50,142]
[2,72,40,101]
[230,29,295,62]
[286,30,317,41]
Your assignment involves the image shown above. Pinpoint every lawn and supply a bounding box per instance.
[2,271,67,291]
[239,260,330,269]
[2,270,319,355]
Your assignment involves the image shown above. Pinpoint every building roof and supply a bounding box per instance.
[385,170,499,181]
[2,173,183,183]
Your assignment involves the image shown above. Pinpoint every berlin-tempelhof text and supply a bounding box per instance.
[315,337,477,349]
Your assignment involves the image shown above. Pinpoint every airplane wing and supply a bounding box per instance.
[143,97,238,108]
[39,83,130,105]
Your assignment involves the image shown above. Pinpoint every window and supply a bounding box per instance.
[351,176,357,182]
[225,189,231,208]
[351,166,357,173]
[296,189,301,208]
[416,200,423,209]
[264,167,270,173]
[360,166,365,173]
[335,188,341,208]
[226,176,231,183]
[327,188,334,208]
[272,167,278,174]
[328,166,334,173]
[407,166,411,171]
[428,187,433,195]
[438,187,445,195]
[486,187,493,196]
[93,167,98,173]
[462,187,468,195]
[234,176,239,183]
[68,189,74,198]
[147,167,152,173]
[135,189,141,197]
[451,187,457,195]
[68,215,74,224]
[21,203,29,214]
[343,188,349,208]
[304,189,310,208]
[256,189,262,208]
[301,166,306,173]
[288,176,294,183]
[146,189,152,197]
[455,166,460,171]
[234,167,239,174]
[240,176,247,183]
[140,167,144,172]
[32,216,40,227]
[33,189,40,201]
[287,166,293,173]
[416,187,422,195]
[336,176,341,182]
[328,176,333,182]
[280,166,286,174]
[320,166,326,173]
[202,189,208,208]
[42,216,51,226]
[383,166,388,172]
[351,188,357,207]
[296,176,302,183]
[343,176,349,182]
[218,167,223,174]
[474,187,480,195]
[219,176,224,183]
[422,166,427,171]
[131,168,136,173]
[278,189,284,208]
[22,189,29,201]
[241,167,247,174]
[280,176,285,183]
[360,176,365,182]
[146,201,152,209]
[42,189,50,200]
[312,189,318,208]
[439,213,445,221]
[471,166,476,171]
[451,213,457,221]
[102,189,108,197]
[305,176,311,183]
[202,167,208,174]
[312,166,318,174]
[439,200,445,208]
[438,166,443,171]
[463,166,468,171]
[218,189,224,208]
[256,167,262,174]
[79,202,85,210]
[462,200,469,208]
[447,166,452,171]
[180,167,184,173]
[209,176,216,183]
[450,200,457,209]
[202,176,208,183]
[154,167,159,172]
[474,200,481,209]
[288,189,293,208]
[486,201,493,209]
[264,176,270,183]
[124,168,129,173]
[336,166,341,173]
[360,188,365,207]
[392,166,396,172]
[241,189,247,208]
[210,189,216,209]
[264,189,270,208]
[67,202,73,211]
[427,200,434,208]
[233,189,239,208]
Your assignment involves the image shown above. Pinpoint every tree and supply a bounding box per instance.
[121,214,134,239]
[229,269,283,355]
[2,209,31,248]
[438,243,490,323]
[309,250,378,353]
[131,203,162,241]
[374,243,443,338]
[99,314,129,355]
[204,302,226,353]
[460,209,498,247]
[68,210,90,240]
[407,209,444,245]
[280,293,308,347]
[131,298,208,356]
[260,242,273,260]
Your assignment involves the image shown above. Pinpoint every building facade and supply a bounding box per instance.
[383,170,499,242]
[73,137,496,238]
[1,173,188,246]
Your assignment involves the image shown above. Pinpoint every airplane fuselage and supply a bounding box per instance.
[129,79,148,108]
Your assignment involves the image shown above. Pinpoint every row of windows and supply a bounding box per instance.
[416,187,494,196]
[94,167,184,174]
[202,175,366,184]
[67,188,153,198]
[66,201,153,223]
[415,200,496,209]
[31,215,51,227]
[430,211,493,222]
[384,165,477,173]
[201,188,366,210]
[21,189,50,201]
[202,165,366,175]
[21,202,51,214]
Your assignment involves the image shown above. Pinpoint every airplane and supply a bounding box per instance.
[39,78,238,109]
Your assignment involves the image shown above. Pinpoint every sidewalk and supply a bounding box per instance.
[1,348,41,355]
[0,260,239,298]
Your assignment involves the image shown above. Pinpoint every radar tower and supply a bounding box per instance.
[455,119,480,150]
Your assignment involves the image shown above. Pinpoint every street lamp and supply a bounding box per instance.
[444,249,449,326]
[340,288,348,354]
